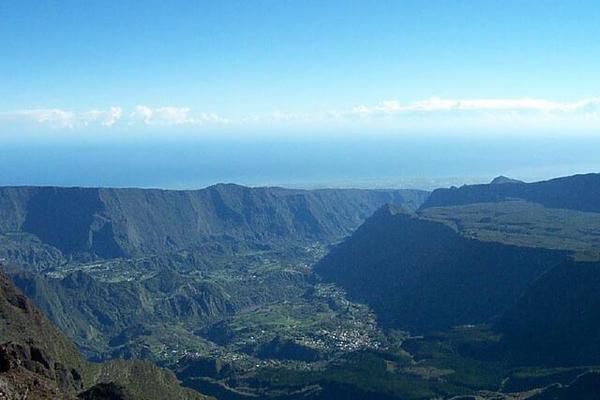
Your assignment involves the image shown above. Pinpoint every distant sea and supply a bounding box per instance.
[2,135,599,190]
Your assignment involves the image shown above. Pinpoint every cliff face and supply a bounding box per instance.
[0,185,428,262]
[317,174,600,366]
[315,205,569,333]
[422,173,600,212]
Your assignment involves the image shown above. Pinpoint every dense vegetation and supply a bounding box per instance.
[3,176,600,399]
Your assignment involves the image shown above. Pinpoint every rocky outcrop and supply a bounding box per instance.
[0,342,83,399]
[0,270,212,399]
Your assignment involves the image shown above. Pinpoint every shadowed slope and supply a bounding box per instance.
[315,205,569,332]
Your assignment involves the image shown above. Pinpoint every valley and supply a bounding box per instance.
[2,176,600,398]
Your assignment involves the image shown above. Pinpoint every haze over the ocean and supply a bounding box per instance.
[2,135,600,190]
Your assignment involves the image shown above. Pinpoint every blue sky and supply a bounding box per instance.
[1,0,600,137]
[1,1,600,188]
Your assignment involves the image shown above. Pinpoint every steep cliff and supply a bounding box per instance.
[422,173,600,212]
[0,185,428,263]
[315,205,570,332]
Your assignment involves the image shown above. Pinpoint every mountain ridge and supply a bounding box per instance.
[0,185,428,266]
[422,172,600,212]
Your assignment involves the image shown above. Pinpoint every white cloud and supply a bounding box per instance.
[0,105,227,129]
[103,106,123,126]
[333,97,600,133]
[130,105,154,124]
[197,112,229,124]
[8,108,77,128]
[129,106,228,126]
[351,97,600,115]
[81,106,123,127]
[258,97,600,128]
[154,106,191,125]
[2,97,600,133]
[3,106,123,129]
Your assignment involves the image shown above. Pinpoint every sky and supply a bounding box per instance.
[0,1,600,187]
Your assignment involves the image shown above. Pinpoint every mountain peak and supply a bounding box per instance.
[490,175,523,185]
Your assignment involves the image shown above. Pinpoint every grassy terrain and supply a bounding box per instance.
[421,200,600,260]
